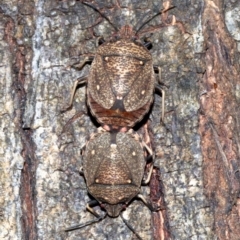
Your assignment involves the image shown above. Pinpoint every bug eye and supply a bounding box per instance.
[98,37,105,45]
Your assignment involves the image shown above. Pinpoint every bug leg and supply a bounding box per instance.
[96,36,105,47]
[120,213,143,240]
[60,111,87,135]
[142,141,155,185]
[86,200,102,217]
[78,166,84,175]
[154,66,168,86]
[142,140,153,156]
[126,130,154,160]
[153,66,165,123]
[153,67,165,122]
[72,56,94,70]
[143,37,152,50]
[142,162,154,185]
[155,85,165,123]
[154,66,170,87]
[137,194,163,212]
[64,200,106,232]
[61,76,87,113]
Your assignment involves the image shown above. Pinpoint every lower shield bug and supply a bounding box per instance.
[65,128,157,238]
[63,1,174,130]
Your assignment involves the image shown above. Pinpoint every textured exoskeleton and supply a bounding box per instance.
[82,129,150,217]
[86,27,155,129]
[65,1,172,130]
[64,129,156,239]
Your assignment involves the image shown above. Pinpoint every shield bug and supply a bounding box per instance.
[65,128,157,238]
[63,1,174,130]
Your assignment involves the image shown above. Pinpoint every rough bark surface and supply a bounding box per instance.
[0,0,239,240]
[199,1,240,239]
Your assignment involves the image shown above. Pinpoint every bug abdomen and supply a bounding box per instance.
[87,93,153,127]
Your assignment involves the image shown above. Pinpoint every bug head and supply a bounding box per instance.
[111,25,138,41]
[101,203,126,217]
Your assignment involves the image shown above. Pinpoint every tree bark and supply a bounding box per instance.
[0,0,239,239]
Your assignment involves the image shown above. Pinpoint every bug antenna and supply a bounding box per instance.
[135,6,175,35]
[120,213,143,240]
[82,1,119,32]
[64,213,107,232]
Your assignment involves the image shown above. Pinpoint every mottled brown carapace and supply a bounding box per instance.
[87,25,155,129]
[82,130,147,217]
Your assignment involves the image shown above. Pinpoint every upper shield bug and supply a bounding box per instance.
[65,127,157,238]
[63,1,174,130]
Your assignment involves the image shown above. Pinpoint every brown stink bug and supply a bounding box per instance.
[63,1,175,130]
[65,128,158,238]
